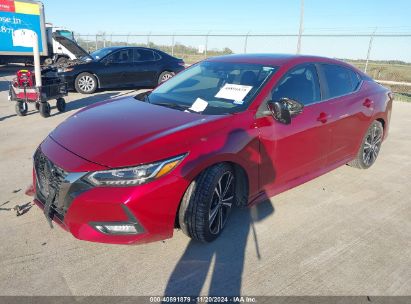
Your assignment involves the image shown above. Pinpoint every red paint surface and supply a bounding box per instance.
[33,54,392,244]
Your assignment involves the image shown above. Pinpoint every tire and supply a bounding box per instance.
[75,72,97,94]
[39,102,51,118]
[56,98,66,112]
[158,71,174,85]
[179,163,235,243]
[348,120,383,169]
[35,102,40,111]
[15,102,28,116]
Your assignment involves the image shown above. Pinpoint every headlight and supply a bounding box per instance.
[57,67,74,73]
[84,154,186,187]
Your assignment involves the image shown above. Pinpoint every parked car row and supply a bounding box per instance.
[43,35,185,94]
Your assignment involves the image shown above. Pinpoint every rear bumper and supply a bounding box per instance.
[32,137,189,245]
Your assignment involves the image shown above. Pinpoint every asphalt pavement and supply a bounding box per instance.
[0,66,410,296]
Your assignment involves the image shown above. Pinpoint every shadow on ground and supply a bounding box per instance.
[164,200,275,297]
[0,81,10,92]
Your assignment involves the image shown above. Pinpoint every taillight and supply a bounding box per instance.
[178,61,185,67]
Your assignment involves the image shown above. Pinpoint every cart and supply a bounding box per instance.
[8,69,68,118]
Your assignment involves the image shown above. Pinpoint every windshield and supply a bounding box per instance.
[147,61,278,115]
[56,30,74,40]
[91,48,116,60]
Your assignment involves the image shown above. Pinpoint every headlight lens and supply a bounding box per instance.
[84,154,186,187]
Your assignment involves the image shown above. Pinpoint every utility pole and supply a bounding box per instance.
[364,28,377,73]
[297,0,304,54]
[244,31,250,53]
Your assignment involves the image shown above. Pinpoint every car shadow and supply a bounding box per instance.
[164,200,274,297]
[164,128,277,297]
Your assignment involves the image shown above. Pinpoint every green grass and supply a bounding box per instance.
[393,92,411,102]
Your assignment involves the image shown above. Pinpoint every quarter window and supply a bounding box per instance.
[321,64,361,98]
[133,49,155,62]
[271,64,321,106]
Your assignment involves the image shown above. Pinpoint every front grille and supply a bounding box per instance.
[34,149,68,219]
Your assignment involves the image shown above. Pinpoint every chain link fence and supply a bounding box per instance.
[74,33,411,101]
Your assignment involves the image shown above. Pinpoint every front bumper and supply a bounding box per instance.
[33,137,189,245]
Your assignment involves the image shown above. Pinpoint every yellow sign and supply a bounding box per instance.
[14,1,40,15]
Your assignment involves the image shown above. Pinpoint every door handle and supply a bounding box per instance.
[317,112,329,124]
[363,98,374,108]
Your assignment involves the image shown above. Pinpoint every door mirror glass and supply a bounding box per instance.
[267,98,304,125]
[103,56,113,65]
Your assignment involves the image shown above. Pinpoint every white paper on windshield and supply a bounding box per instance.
[215,84,253,101]
[189,98,208,112]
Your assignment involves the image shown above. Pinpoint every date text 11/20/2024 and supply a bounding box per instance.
[149,296,257,303]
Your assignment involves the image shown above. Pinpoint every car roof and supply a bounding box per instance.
[99,46,161,52]
[206,53,355,69]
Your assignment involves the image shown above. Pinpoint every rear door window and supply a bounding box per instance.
[321,64,362,99]
[110,49,132,63]
[133,49,155,62]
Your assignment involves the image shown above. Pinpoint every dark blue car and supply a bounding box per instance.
[52,37,185,94]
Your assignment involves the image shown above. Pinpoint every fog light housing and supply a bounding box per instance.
[94,223,140,235]
[90,205,145,235]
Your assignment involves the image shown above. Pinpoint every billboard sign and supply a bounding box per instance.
[0,0,47,55]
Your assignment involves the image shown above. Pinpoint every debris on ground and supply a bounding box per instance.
[0,202,33,216]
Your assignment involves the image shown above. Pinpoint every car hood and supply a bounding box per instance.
[52,33,92,60]
[50,96,229,168]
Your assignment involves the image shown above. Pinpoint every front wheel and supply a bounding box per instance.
[348,120,383,169]
[75,73,97,94]
[15,102,28,116]
[179,163,235,242]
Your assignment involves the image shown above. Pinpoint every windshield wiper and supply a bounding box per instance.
[154,102,197,113]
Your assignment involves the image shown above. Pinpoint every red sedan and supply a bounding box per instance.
[32,54,392,244]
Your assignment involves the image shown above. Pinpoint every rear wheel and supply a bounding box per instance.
[15,102,28,116]
[158,71,174,84]
[348,120,383,169]
[39,102,51,118]
[75,72,97,94]
[179,163,235,242]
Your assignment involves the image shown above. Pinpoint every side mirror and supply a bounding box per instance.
[103,57,113,65]
[267,98,304,125]
[134,90,151,102]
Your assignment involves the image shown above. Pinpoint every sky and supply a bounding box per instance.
[42,0,411,61]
